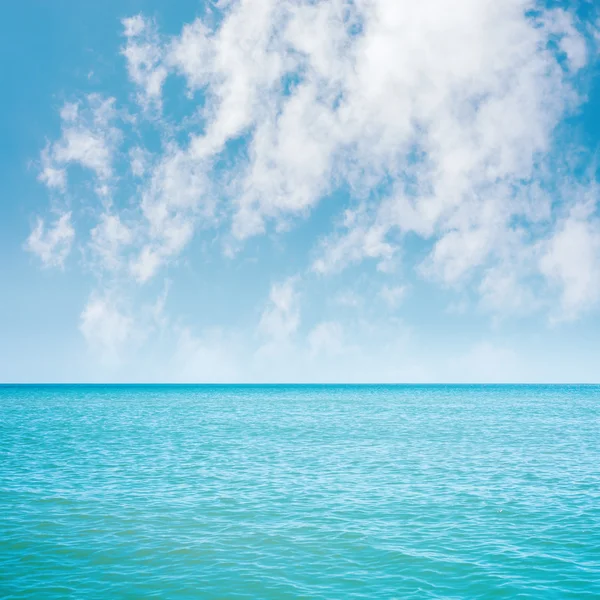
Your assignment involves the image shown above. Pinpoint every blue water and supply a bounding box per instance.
[1,385,599,598]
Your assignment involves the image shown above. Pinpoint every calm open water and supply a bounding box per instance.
[1,384,599,598]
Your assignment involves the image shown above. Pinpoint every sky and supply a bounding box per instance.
[2,0,600,383]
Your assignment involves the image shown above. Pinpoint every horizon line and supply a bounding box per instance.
[1,382,599,387]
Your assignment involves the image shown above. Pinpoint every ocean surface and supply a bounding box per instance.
[1,384,599,599]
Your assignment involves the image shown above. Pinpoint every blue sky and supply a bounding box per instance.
[2,0,600,383]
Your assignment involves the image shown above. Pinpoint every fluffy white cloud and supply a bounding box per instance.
[25,212,74,268]
[106,3,600,306]
[127,0,596,319]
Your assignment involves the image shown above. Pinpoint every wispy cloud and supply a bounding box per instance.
[25,212,74,268]
[79,294,134,363]
[259,277,300,343]
[39,95,120,192]
[121,15,168,111]
[380,285,406,309]
[89,213,133,271]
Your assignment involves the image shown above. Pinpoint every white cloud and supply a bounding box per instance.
[28,0,600,373]
[78,283,175,371]
[89,213,133,271]
[127,142,215,282]
[38,148,67,191]
[46,1,598,304]
[54,128,113,177]
[169,1,287,158]
[122,15,168,110]
[149,0,574,301]
[289,0,594,306]
[130,246,163,283]
[129,216,195,282]
[543,8,588,71]
[25,212,74,268]
[39,95,120,191]
[258,277,300,342]
[129,146,149,177]
[314,208,394,273]
[478,267,535,316]
[79,294,134,361]
[540,208,600,320]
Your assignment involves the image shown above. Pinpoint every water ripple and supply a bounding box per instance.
[1,384,599,598]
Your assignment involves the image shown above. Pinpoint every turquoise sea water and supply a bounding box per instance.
[1,384,599,599]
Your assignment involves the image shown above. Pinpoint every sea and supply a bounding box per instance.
[1,384,599,598]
